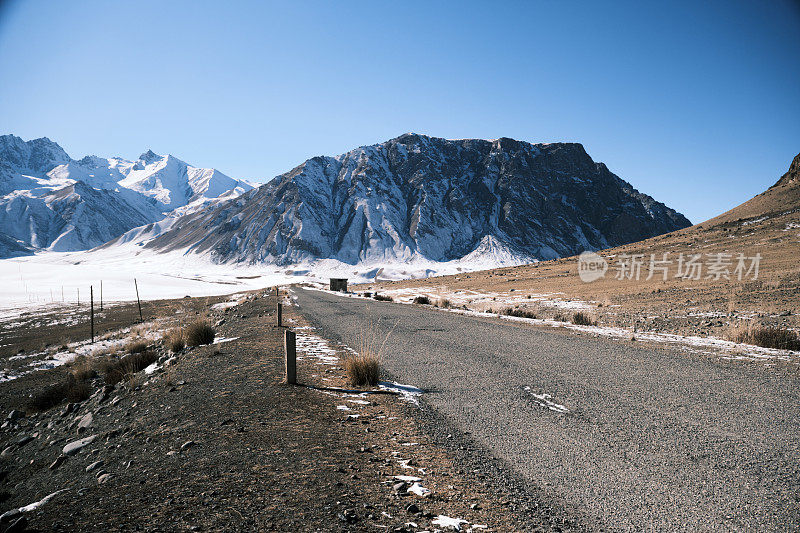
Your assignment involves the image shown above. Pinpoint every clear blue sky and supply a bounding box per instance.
[1,0,798,223]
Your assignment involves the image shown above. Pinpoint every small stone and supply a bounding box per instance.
[63,435,96,456]
[405,503,420,514]
[6,410,24,422]
[470,503,481,510]
[393,481,408,494]
[49,455,66,470]
[1,447,13,457]
[97,473,113,484]
[86,460,104,473]
[16,435,34,447]
[180,440,195,451]
[77,413,93,433]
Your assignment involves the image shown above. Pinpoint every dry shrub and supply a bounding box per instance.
[373,293,393,302]
[344,354,380,387]
[344,320,396,387]
[413,295,431,305]
[572,312,596,326]
[437,298,452,309]
[732,324,800,350]
[99,351,158,385]
[186,320,215,346]
[553,313,568,322]
[126,340,149,354]
[28,375,91,411]
[162,328,185,352]
[502,307,536,319]
[69,355,97,382]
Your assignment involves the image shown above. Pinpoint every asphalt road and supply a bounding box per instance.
[292,288,800,531]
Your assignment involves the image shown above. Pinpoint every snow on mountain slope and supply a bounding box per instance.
[146,133,691,266]
[0,134,252,256]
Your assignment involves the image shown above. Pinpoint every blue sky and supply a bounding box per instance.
[0,0,798,223]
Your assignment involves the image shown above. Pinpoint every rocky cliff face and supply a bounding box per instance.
[146,133,691,264]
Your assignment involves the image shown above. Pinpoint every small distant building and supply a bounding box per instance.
[329,278,348,292]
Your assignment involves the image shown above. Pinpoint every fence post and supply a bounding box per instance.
[284,329,296,385]
[100,280,103,311]
[90,285,95,343]
[276,302,282,327]
[134,278,143,322]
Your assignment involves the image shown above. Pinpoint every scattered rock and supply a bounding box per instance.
[76,413,93,433]
[6,410,24,422]
[393,481,408,494]
[86,460,104,473]
[1,447,13,457]
[337,508,358,523]
[16,435,34,447]
[49,455,66,470]
[97,473,113,484]
[405,503,420,514]
[180,440,195,451]
[63,435,96,456]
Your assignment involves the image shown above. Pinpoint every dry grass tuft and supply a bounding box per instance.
[553,313,568,322]
[126,340,149,354]
[373,293,393,302]
[437,298,452,309]
[572,312,596,326]
[186,320,215,346]
[412,295,431,305]
[28,375,92,411]
[162,328,186,352]
[98,351,158,385]
[344,353,380,387]
[502,307,536,319]
[69,355,97,382]
[731,324,800,350]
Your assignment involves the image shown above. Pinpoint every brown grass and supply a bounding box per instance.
[553,313,568,322]
[344,354,380,387]
[436,298,452,309]
[413,295,431,305]
[186,320,215,346]
[28,375,92,411]
[502,307,536,319]
[162,328,186,352]
[572,312,596,326]
[373,293,393,302]
[69,355,97,382]
[731,324,800,350]
[126,340,149,354]
[99,351,158,385]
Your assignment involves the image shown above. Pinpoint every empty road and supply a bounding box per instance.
[293,288,800,531]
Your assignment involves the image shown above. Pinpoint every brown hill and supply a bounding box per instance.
[362,152,800,341]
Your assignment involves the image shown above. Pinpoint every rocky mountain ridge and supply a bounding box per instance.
[143,133,691,265]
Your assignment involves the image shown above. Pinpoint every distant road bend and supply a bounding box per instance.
[293,288,800,531]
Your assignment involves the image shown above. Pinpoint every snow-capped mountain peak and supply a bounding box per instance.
[0,135,253,256]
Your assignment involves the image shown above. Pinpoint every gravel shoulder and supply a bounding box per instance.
[293,287,800,531]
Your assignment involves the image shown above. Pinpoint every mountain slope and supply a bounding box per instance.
[363,150,800,339]
[146,133,691,265]
[0,134,252,256]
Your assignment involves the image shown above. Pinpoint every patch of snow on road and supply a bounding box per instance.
[379,381,424,404]
[295,329,340,365]
[523,387,570,413]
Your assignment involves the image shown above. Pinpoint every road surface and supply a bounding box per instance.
[292,288,800,531]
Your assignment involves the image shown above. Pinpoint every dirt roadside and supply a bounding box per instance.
[0,290,578,532]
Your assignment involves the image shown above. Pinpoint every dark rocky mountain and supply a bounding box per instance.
[145,133,691,265]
